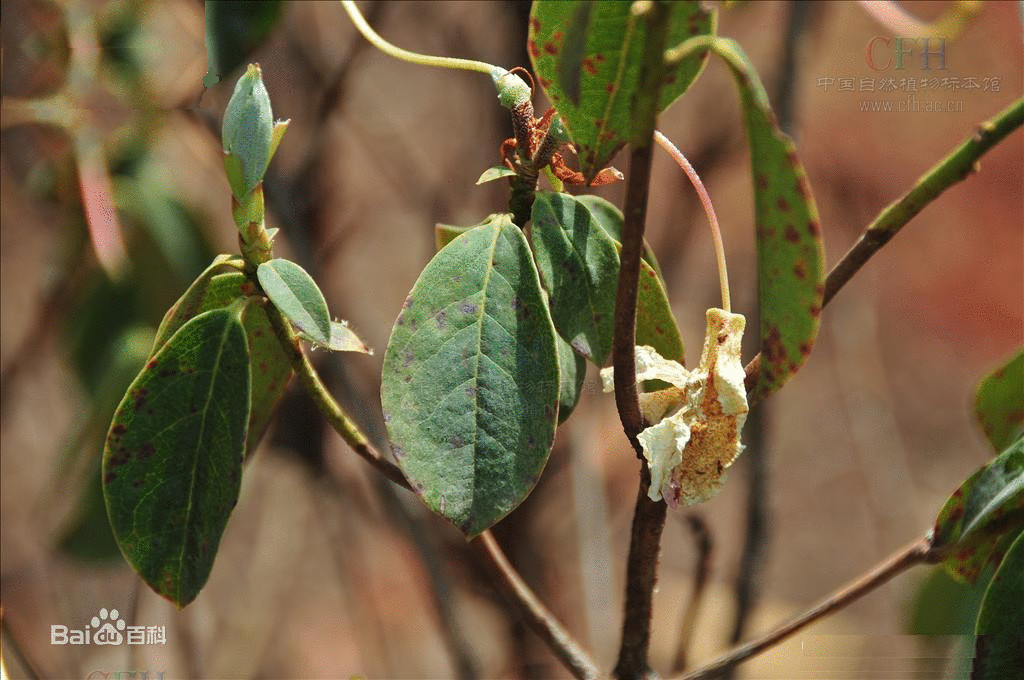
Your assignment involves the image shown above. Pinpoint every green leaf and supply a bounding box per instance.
[556,334,586,423]
[530,192,684,366]
[103,309,251,607]
[153,254,242,352]
[635,258,685,364]
[972,529,1024,680]
[155,262,292,452]
[576,194,662,278]
[975,350,1024,452]
[59,326,156,563]
[326,321,372,354]
[528,1,714,181]
[907,566,989,635]
[531,192,620,364]
[685,37,824,401]
[934,437,1024,583]
[476,166,518,185]
[381,214,560,536]
[257,258,332,346]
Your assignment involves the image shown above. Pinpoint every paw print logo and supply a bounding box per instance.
[91,608,125,645]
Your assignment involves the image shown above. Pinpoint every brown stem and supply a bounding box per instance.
[744,95,1024,398]
[673,535,933,680]
[612,2,673,678]
[473,532,600,680]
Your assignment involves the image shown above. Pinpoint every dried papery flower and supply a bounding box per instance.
[602,308,748,506]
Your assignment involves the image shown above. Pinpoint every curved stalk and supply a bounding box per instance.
[341,0,497,76]
[654,130,730,312]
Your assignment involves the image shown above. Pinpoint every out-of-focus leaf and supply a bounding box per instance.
[58,458,121,562]
[204,0,283,87]
[972,529,1024,680]
[908,565,989,635]
[257,258,332,346]
[933,437,1024,583]
[974,350,1024,452]
[64,275,140,395]
[381,214,559,536]
[436,223,476,252]
[104,308,250,607]
[528,0,714,180]
[58,326,155,563]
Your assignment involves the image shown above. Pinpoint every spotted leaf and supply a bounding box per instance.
[103,308,250,607]
[528,0,714,181]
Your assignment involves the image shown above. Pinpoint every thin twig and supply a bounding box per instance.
[474,533,601,680]
[263,299,600,676]
[672,535,933,680]
[744,95,1024,397]
[265,301,410,489]
[671,514,713,673]
[612,2,674,678]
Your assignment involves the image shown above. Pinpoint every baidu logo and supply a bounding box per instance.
[51,608,165,646]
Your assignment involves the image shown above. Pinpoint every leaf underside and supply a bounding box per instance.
[529,0,714,181]
[103,309,251,607]
[381,214,560,536]
[933,437,1024,583]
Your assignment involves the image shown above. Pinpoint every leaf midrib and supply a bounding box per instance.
[175,313,236,601]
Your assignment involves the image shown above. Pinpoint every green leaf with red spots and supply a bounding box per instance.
[686,37,824,400]
[974,350,1024,453]
[933,437,1024,584]
[528,1,714,182]
[153,260,292,453]
[972,528,1024,680]
[103,308,251,607]
[381,214,560,537]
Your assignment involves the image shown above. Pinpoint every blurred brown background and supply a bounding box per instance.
[2,1,1021,678]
